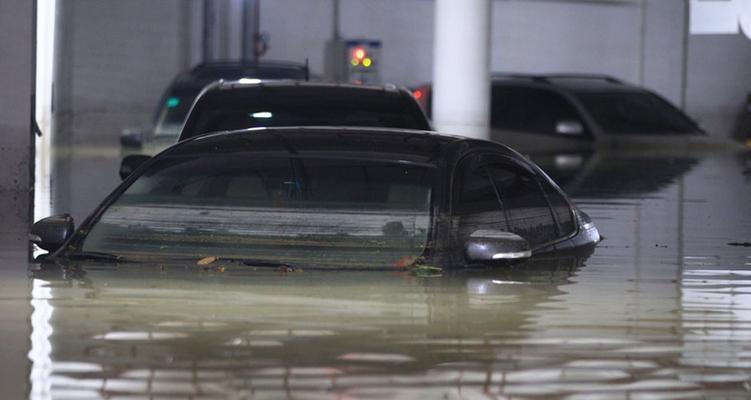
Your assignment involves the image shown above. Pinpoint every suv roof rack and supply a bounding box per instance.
[492,73,623,85]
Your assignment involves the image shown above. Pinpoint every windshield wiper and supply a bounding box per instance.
[67,251,127,263]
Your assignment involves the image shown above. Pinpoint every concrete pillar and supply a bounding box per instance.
[432,0,491,139]
[0,1,34,397]
[0,0,35,244]
[242,0,261,61]
[206,0,250,61]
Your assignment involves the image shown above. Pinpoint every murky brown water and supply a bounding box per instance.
[12,148,751,398]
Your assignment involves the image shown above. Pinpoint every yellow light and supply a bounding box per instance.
[351,59,359,66]
[363,58,372,68]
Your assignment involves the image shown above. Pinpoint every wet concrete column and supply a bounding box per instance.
[0,1,34,397]
[432,0,491,139]
[0,0,34,249]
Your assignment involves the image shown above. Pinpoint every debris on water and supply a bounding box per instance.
[727,242,751,247]
[201,265,226,273]
[277,265,302,273]
[408,263,443,278]
[197,256,218,265]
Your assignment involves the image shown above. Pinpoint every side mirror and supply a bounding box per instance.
[465,230,531,262]
[30,214,74,252]
[119,154,151,180]
[555,120,584,136]
[120,128,144,147]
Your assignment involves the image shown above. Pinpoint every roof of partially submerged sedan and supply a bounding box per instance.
[169,126,479,163]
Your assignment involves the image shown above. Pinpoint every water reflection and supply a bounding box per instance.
[531,150,699,197]
[25,147,751,398]
[29,250,591,399]
[29,279,53,400]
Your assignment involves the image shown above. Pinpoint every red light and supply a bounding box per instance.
[413,90,423,100]
[353,47,366,61]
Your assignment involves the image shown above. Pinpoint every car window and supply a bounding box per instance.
[574,91,699,135]
[453,157,510,241]
[82,154,434,269]
[152,88,201,137]
[180,89,431,140]
[453,154,569,247]
[491,86,586,136]
[540,179,576,237]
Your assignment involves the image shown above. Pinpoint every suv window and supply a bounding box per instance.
[453,154,572,247]
[491,86,586,136]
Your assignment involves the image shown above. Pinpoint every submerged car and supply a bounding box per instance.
[413,74,730,152]
[33,127,599,270]
[120,60,310,150]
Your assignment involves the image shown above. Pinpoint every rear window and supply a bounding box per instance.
[180,89,431,140]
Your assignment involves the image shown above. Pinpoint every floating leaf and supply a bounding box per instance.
[197,256,218,265]
[408,263,443,278]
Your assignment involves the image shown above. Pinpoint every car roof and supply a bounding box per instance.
[165,126,515,165]
[209,79,405,95]
[491,73,645,94]
[170,60,309,90]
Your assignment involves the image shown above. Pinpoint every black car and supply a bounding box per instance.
[178,80,432,142]
[120,60,310,149]
[413,74,728,152]
[33,127,599,270]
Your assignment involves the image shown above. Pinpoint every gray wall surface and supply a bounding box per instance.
[686,34,751,137]
[53,0,202,148]
[0,0,33,243]
[0,0,34,395]
[52,0,751,141]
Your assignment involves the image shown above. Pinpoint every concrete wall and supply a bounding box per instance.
[491,1,644,80]
[53,0,202,148]
[686,34,751,137]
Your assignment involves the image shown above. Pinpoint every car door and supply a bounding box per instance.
[451,152,576,255]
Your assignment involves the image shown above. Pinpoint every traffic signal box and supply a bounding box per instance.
[342,39,381,84]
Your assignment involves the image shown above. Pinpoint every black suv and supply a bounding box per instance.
[178,80,432,142]
[120,60,310,148]
[414,74,710,152]
[118,80,432,180]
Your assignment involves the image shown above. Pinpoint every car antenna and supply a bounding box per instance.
[305,58,310,81]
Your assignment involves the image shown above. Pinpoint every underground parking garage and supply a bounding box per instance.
[1,0,751,398]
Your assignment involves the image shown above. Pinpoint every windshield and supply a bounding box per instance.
[180,90,430,140]
[152,88,201,137]
[575,91,700,135]
[81,154,434,269]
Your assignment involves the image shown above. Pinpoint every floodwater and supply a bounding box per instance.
[4,147,751,399]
